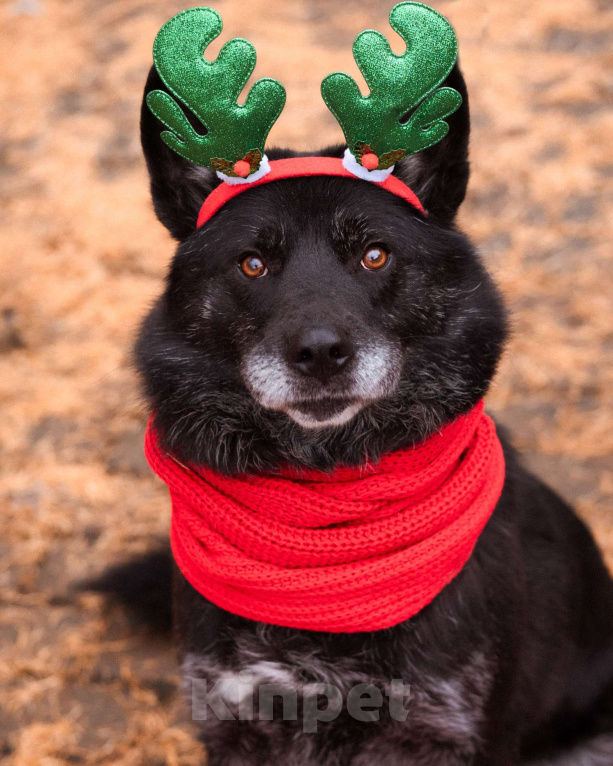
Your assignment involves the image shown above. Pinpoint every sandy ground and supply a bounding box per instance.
[0,0,611,763]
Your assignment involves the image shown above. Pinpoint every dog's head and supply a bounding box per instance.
[137,64,507,473]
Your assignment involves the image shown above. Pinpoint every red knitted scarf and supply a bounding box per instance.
[145,401,505,633]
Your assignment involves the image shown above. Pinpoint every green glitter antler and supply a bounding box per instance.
[321,2,462,171]
[147,7,286,178]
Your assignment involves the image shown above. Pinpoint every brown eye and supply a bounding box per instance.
[361,246,389,271]
[239,254,268,278]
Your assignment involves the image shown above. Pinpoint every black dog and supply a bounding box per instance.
[93,60,613,765]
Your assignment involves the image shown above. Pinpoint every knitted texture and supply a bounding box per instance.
[144,401,505,633]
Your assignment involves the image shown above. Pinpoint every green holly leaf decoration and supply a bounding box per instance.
[147,8,286,174]
[321,2,462,165]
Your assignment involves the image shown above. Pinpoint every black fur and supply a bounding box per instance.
[90,60,613,764]
[82,547,173,633]
[136,64,505,475]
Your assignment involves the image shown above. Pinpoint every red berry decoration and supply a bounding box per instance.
[361,152,379,170]
[233,159,251,177]
[321,3,462,170]
[147,8,285,174]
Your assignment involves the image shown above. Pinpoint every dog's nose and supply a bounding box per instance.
[289,326,353,383]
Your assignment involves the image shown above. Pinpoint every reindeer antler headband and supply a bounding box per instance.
[147,2,462,225]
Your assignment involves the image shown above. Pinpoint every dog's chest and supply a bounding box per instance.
[181,627,492,765]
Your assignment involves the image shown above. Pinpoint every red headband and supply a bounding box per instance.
[196,157,425,228]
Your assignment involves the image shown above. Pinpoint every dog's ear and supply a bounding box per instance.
[140,65,219,241]
[393,62,470,225]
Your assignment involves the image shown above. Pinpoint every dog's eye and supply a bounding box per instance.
[361,246,389,271]
[239,254,268,278]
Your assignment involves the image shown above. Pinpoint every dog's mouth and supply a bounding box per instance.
[242,342,403,429]
[285,397,364,429]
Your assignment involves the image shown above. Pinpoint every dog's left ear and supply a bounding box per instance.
[393,62,470,225]
[140,65,220,241]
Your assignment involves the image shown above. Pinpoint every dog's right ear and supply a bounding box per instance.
[140,65,219,241]
[392,62,470,225]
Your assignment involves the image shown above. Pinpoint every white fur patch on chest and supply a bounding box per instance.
[202,659,296,706]
[410,673,484,740]
[182,641,491,759]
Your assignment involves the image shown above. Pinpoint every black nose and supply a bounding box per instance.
[289,326,353,383]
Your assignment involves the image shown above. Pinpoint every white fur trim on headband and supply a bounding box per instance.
[216,154,271,185]
[342,148,395,182]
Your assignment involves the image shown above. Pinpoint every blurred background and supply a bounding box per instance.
[0,0,611,763]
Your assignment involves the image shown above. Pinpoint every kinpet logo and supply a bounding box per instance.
[190,674,412,733]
